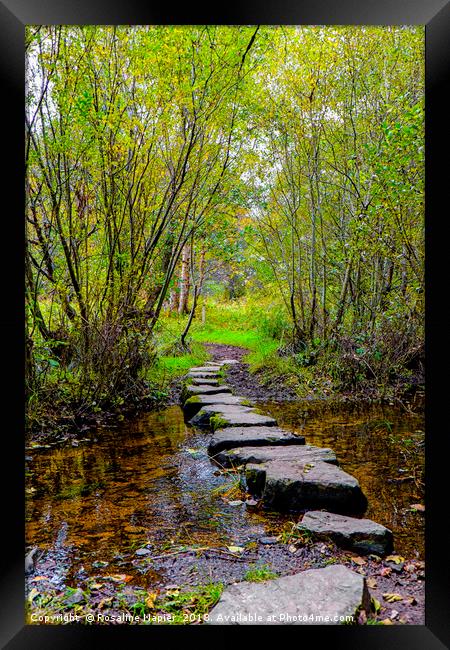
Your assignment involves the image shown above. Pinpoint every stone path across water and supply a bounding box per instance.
[181,356,394,624]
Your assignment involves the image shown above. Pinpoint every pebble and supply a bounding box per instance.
[259,536,278,545]
[135,548,151,556]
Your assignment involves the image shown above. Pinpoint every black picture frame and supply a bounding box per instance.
[1,1,448,647]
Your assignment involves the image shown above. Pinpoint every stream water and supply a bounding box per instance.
[25,401,424,591]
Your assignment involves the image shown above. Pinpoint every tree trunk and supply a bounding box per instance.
[178,244,190,314]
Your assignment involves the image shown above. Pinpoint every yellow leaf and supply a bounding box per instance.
[227,546,245,553]
[381,618,394,625]
[385,555,405,564]
[27,588,39,602]
[367,577,377,589]
[371,596,381,613]
[108,574,133,583]
[383,593,403,603]
[90,583,104,590]
[146,592,158,609]
[30,576,49,582]
[350,556,367,566]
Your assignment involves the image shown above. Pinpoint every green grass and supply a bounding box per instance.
[27,581,224,625]
[158,582,224,624]
[146,342,209,390]
[150,294,307,396]
[243,564,278,582]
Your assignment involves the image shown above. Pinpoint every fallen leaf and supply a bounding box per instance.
[371,596,381,613]
[27,588,40,602]
[98,597,113,609]
[350,556,367,566]
[227,546,245,554]
[146,592,158,609]
[406,596,417,605]
[367,577,377,589]
[165,589,180,596]
[107,574,133,583]
[383,593,403,603]
[381,618,394,625]
[409,504,425,513]
[30,576,49,582]
[385,555,405,564]
[288,545,297,554]
[380,567,392,577]
[90,583,104,590]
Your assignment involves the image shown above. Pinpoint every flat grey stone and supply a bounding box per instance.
[183,394,245,419]
[190,366,222,373]
[216,359,240,365]
[135,547,152,556]
[190,378,220,386]
[246,460,367,514]
[297,511,393,556]
[207,564,370,625]
[208,427,305,456]
[187,371,219,379]
[214,444,337,468]
[183,384,232,397]
[190,405,278,429]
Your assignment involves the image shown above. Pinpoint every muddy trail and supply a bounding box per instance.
[26,344,425,625]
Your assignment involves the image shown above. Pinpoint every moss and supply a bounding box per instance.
[243,564,278,582]
[210,414,227,431]
[240,398,253,407]
[185,395,201,405]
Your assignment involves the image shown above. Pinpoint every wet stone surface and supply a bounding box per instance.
[245,460,368,514]
[208,427,305,456]
[207,564,370,625]
[214,444,337,469]
[297,511,394,556]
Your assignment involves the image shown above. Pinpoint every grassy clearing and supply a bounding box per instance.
[157,293,285,369]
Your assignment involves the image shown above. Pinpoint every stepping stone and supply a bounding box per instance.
[245,460,367,514]
[189,405,277,429]
[219,359,240,365]
[187,371,219,379]
[213,444,337,468]
[190,378,220,386]
[297,511,393,556]
[183,384,232,397]
[206,362,222,367]
[207,564,371,625]
[208,427,305,456]
[189,367,222,373]
[183,394,245,419]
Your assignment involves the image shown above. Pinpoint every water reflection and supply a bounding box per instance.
[26,401,424,587]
